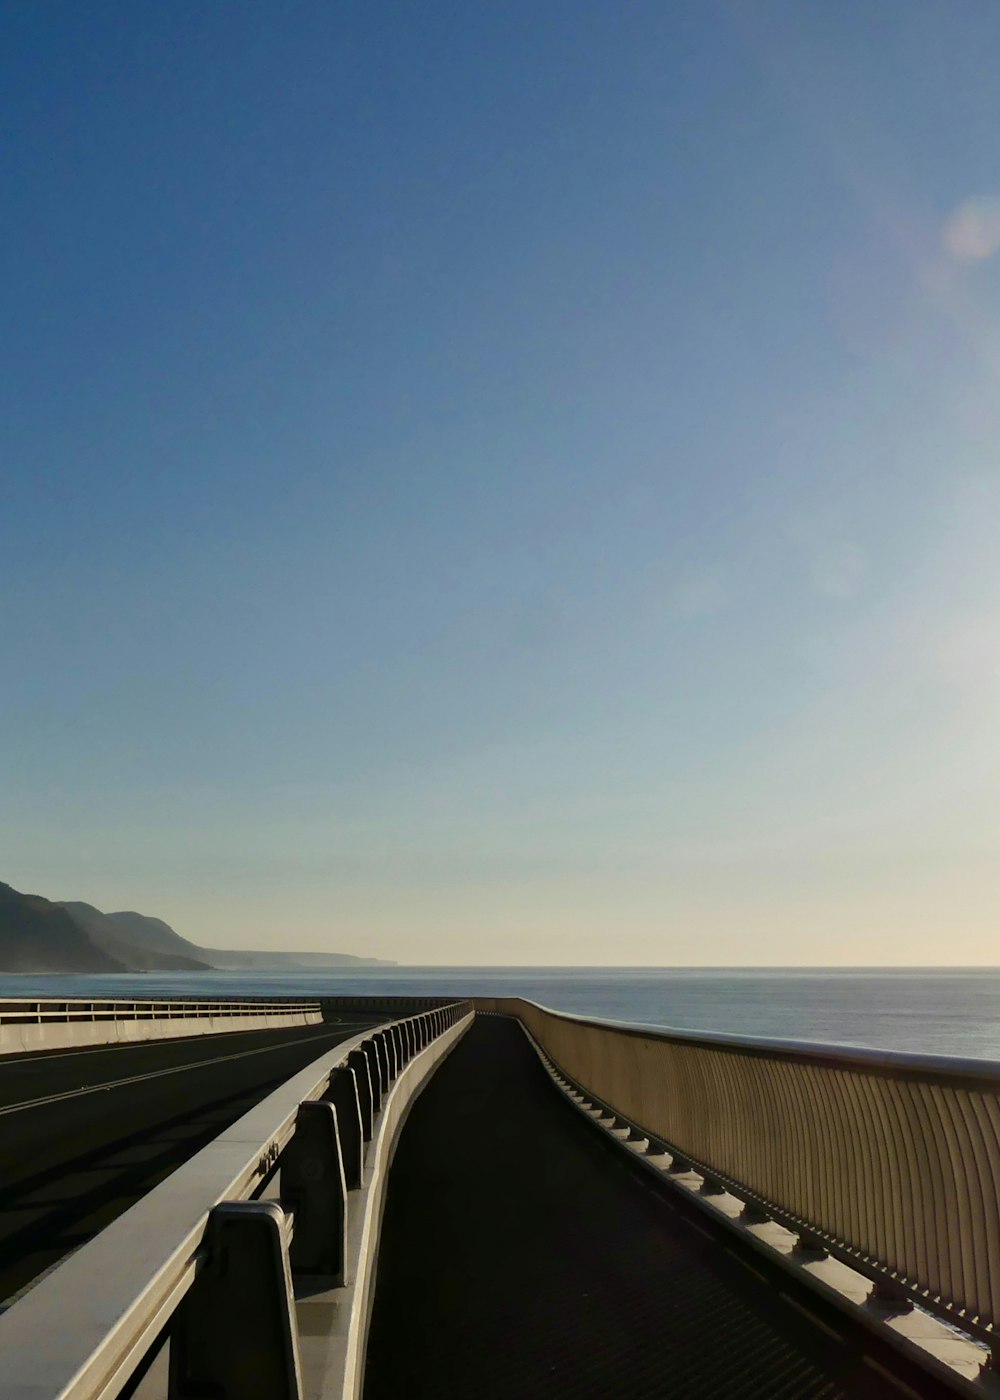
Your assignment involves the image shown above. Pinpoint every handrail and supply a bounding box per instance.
[478,996,1000,1349]
[0,1000,472,1400]
[488,999,1000,1082]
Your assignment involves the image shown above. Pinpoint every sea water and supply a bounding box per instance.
[2,966,999,1061]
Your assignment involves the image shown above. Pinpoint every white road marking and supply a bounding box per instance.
[0,1019,360,1071]
[0,1026,354,1118]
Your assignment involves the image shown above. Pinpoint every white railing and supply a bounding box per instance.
[0,1001,472,1400]
[0,997,327,1054]
[0,998,323,1022]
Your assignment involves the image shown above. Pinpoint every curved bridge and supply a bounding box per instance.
[0,998,996,1399]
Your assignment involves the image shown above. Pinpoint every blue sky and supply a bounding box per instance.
[4,2,1000,963]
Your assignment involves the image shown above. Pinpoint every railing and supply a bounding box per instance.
[0,1000,473,1400]
[317,996,455,1015]
[0,997,328,1054]
[0,998,323,1023]
[479,997,1000,1351]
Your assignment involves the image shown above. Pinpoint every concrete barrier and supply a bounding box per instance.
[0,999,323,1054]
[299,1008,472,1400]
[0,1001,473,1400]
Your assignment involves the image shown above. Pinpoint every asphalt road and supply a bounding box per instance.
[0,1016,376,1306]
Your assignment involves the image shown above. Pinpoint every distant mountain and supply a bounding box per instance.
[58,903,392,971]
[0,877,393,974]
[58,903,211,972]
[191,946,393,970]
[0,883,126,973]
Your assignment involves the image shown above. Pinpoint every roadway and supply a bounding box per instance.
[365,1015,964,1400]
[0,1015,377,1307]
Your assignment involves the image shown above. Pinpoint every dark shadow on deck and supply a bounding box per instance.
[365,1016,957,1400]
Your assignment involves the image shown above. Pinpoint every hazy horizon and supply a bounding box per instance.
[5,5,1000,967]
[9,868,1000,970]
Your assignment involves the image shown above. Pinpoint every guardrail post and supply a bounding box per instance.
[378,1033,393,1090]
[169,1201,302,1400]
[740,1201,771,1224]
[362,1037,385,1110]
[794,1230,829,1259]
[282,1102,348,1284]
[373,1030,389,1085]
[869,1277,913,1312]
[381,1028,398,1080]
[347,1048,375,1137]
[324,1066,364,1188]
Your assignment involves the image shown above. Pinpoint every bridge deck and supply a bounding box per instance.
[365,1015,957,1400]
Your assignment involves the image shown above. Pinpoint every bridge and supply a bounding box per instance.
[0,994,997,1398]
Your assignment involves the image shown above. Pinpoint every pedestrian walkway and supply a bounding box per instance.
[364,1015,957,1400]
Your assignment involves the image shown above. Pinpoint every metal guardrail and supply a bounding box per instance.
[0,1000,472,1400]
[0,998,323,1023]
[478,996,1000,1353]
[317,996,454,1013]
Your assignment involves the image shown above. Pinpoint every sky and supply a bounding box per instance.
[3,2,1000,966]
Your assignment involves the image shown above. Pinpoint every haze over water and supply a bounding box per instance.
[5,968,1000,1062]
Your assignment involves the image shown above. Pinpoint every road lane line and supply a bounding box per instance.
[0,1026,360,1118]
[0,1018,367,1071]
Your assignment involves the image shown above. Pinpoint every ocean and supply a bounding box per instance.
[2,966,1000,1062]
